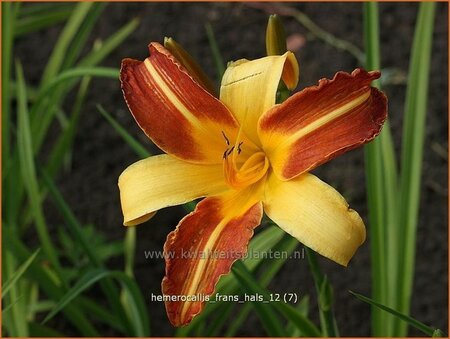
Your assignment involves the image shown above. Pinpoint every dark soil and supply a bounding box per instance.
[16,2,448,337]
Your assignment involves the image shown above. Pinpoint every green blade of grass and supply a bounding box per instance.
[285,295,310,336]
[30,16,137,160]
[16,61,65,285]
[204,302,235,336]
[2,2,14,177]
[3,251,28,337]
[238,224,285,271]
[26,281,39,322]
[28,322,65,337]
[31,17,138,145]
[274,301,320,338]
[350,291,443,337]
[31,67,118,152]
[10,12,136,237]
[363,7,385,335]
[78,18,139,68]
[97,104,150,158]
[225,235,299,337]
[28,300,55,314]
[121,225,138,333]
[14,8,73,36]
[46,76,92,177]
[77,297,124,332]
[21,76,92,249]
[6,68,117,233]
[5,6,105,230]
[395,3,436,336]
[34,67,118,112]
[3,229,99,336]
[2,295,24,317]
[41,269,111,324]
[60,3,107,70]
[39,2,93,86]
[124,227,136,278]
[18,3,73,17]
[305,248,339,337]
[2,2,17,230]
[205,23,225,81]
[231,263,286,337]
[120,279,151,337]
[42,269,150,337]
[363,2,399,335]
[212,225,285,296]
[40,168,146,335]
[2,249,40,297]
[9,81,39,101]
[232,260,321,337]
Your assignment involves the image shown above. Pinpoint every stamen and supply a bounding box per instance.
[221,131,230,146]
[226,146,235,157]
[237,142,243,154]
[221,115,268,189]
[223,151,269,189]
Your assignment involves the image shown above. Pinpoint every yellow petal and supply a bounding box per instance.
[263,172,366,266]
[118,154,228,226]
[220,52,299,146]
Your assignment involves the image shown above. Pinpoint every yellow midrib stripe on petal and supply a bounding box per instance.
[180,217,228,321]
[144,59,201,126]
[276,90,371,149]
[178,186,263,321]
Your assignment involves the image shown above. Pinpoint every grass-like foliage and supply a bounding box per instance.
[2,2,441,337]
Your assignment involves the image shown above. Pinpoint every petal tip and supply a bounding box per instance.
[283,51,300,90]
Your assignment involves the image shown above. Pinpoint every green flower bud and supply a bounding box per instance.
[266,14,287,56]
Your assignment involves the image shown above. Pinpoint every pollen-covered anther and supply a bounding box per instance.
[223,150,269,190]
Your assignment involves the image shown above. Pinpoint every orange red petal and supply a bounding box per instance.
[258,68,387,180]
[120,43,239,164]
[162,189,263,326]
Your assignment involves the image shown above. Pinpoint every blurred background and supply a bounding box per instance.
[4,2,448,337]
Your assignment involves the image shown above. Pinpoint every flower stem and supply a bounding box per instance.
[305,247,339,337]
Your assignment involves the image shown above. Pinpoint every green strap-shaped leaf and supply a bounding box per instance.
[42,269,150,337]
[16,61,66,286]
[396,3,436,336]
[350,291,444,337]
[232,260,321,337]
[40,2,93,86]
[14,8,74,36]
[2,249,40,298]
[97,104,150,158]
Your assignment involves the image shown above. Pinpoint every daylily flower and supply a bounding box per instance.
[118,42,387,326]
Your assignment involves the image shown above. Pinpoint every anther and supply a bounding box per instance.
[221,131,230,146]
[226,146,235,157]
[237,142,243,154]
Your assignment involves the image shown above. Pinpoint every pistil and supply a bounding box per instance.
[223,150,269,190]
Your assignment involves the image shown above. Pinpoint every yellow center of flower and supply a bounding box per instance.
[222,141,269,189]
